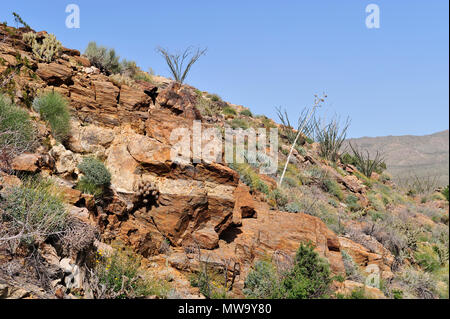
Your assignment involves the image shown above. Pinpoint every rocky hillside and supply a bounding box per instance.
[345,130,449,186]
[0,24,448,299]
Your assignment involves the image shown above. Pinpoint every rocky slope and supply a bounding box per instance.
[0,24,448,299]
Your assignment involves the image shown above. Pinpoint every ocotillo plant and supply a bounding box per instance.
[278,94,326,187]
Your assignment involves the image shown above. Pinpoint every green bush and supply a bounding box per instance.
[285,201,302,213]
[271,189,289,209]
[240,109,253,117]
[230,118,249,130]
[84,42,121,75]
[222,106,237,116]
[323,179,344,201]
[77,157,111,195]
[0,179,67,246]
[0,94,36,154]
[244,260,278,299]
[233,163,269,195]
[275,242,331,299]
[207,94,221,102]
[345,194,361,212]
[32,92,71,142]
[95,245,169,298]
[442,185,449,202]
[414,243,443,273]
[189,266,228,299]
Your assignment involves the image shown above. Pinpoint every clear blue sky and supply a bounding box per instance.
[2,0,448,138]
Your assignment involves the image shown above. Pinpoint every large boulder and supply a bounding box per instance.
[36,62,72,86]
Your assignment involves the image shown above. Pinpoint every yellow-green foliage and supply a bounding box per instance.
[231,163,270,195]
[0,178,67,246]
[0,94,36,154]
[323,179,344,201]
[222,106,237,116]
[109,73,138,88]
[95,244,169,298]
[32,91,71,142]
[367,192,385,211]
[230,118,249,130]
[23,32,62,63]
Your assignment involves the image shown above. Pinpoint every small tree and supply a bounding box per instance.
[275,242,331,299]
[157,46,207,84]
[85,42,121,75]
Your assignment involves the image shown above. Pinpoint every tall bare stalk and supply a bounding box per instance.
[278,94,326,187]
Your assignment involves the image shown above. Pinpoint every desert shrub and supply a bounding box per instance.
[271,189,289,209]
[348,143,386,178]
[391,289,404,299]
[207,94,221,102]
[240,109,253,117]
[230,118,250,130]
[84,42,121,75]
[77,157,111,196]
[314,116,350,162]
[295,145,307,156]
[368,209,385,222]
[222,106,237,116]
[232,163,269,195]
[244,260,278,299]
[94,245,169,298]
[400,267,437,299]
[283,176,298,188]
[109,73,137,88]
[442,186,449,202]
[348,287,368,299]
[0,94,36,157]
[367,192,385,211]
[23,32,62,62]
[60,217,98,256]
[78,157,111,186]
[0,179,67,248]
[189,258,228,299]
[285,202,302,213]
[119,59,139,78]
[369,214,419,258]
[353,170,373,187]
[414,243,446,273]
[133,70,153,83]
[260,116,276,129]
[341,250,364,282]
[275,242,331,299]
[32,92,71,142]
[345,194,361,212]
[399,174,440,197]
[323,179,344,201]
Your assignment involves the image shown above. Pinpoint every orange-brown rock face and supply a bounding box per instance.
[0,26,348,296]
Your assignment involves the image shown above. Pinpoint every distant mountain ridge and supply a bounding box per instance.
[345,130,449,186]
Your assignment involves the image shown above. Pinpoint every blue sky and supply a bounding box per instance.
[2,0,448,138]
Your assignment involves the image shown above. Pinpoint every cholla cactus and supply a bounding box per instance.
[22,31,36,46]
[33,34,62,63]
[22,32,62,62]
